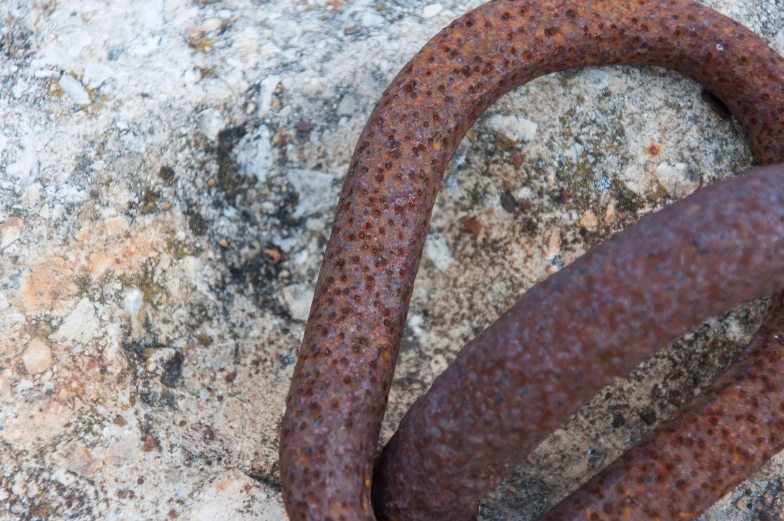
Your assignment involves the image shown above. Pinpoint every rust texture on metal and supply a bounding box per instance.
[537,291,784,520]
[278,0,784,520]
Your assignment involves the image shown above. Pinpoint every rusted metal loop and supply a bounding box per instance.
[279,1,784,520]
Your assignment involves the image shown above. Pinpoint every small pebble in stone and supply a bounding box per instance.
[544,229,562,256]
[219,239,229,248]
[207,178,217,187]
[124,289,143,317]
[22,338,52,375]
[34,69,58,79]
[362,12,385,27]
[580,210,599,229]
[422,4,443,18]
[654,162,698,198]
[344,26,358,35]
[83,63,114,88]
[260,201,277,214]
[282,284,315,322]
[510,153,523,168]
[296,120,313,133]
[51,297,98,343]
[337,96,357,117]
[202,18,222,32]
[424,233,453,272]
[0,217,23,251]
[486,114,538,143]
[585,69,609,89]
[258,75,280,116]
[197,109,225,142]
[286,168,339,218]
[272,129,288,147]
[264,248,282,264]
[54,440,103,478]
[236,127,273,182]
[141,435,156,452]
[58,74,90,105]
[604,202,616,224]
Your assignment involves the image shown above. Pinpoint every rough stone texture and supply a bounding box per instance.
[0,0,782,520]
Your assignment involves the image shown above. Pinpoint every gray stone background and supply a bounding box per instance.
[0,0,783,519]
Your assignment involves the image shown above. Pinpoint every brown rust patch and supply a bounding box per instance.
[644,142,661,159]
[460,215,483,236]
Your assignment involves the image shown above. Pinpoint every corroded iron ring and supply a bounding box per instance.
[279,1,784,520]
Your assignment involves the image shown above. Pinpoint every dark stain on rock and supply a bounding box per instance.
[161,352,184,388]
[614,181,644,214]
[185,209,208,235]
[215,125,248,198]
[159,165,176,185]
[644,141,661,158]
[638,408,657,426]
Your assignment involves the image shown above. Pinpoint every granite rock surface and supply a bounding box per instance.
[0,0,783,519]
